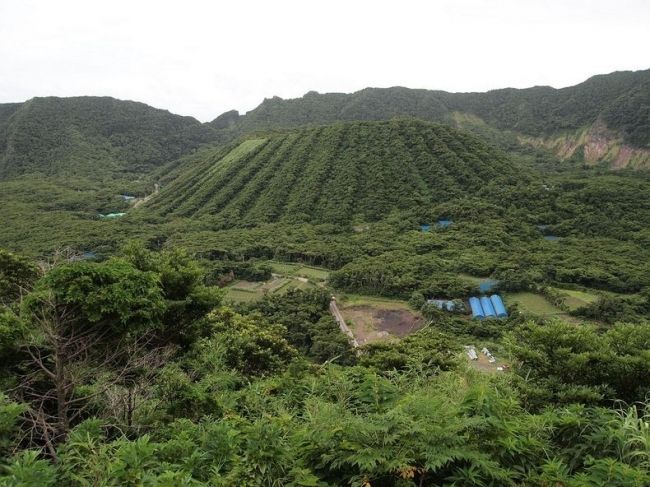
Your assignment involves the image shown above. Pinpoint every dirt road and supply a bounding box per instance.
[329,299,359,348]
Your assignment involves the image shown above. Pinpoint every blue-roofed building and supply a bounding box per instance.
[437,219,452,228]
[469,295,508,320]
[469,297,484,319]
[490,294,508,317]
[480,296,496,317]
[421,224,431,232]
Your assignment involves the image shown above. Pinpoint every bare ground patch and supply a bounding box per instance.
[340,304,425,345]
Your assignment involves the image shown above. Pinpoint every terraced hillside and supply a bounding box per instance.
[147,119,527,225]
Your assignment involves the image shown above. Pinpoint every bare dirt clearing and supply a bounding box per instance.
[340,304,425,345]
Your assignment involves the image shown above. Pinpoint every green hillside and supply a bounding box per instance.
[215,69,650,159]
[0,96,220,180]
[147,119,527,225]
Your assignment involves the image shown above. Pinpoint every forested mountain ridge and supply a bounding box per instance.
[146,119,528,226]
[0,96,221,180]
[0,68,647,181]
[214,69,650,168]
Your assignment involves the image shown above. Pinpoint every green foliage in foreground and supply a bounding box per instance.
[1,368,649,486]
[0,247,648,486]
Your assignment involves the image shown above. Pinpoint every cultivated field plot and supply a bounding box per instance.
[337,296,425,345]
[225,288,264,303]
[504,292,571,319]
[551,288,599,311]
[224,276,317,303]
[267,261,330,281]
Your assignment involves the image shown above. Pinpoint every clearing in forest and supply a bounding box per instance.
[224,276,317,303]
[504,292,572,320]
[550,288,599,311]
[337,296,425,345]
[468,351,506,374]
[267,261,330,281]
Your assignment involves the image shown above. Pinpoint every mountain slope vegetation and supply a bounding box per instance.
[0,96,220,180]
[214,69,650,167]
[148,119,527,226]
[1,71,650,486]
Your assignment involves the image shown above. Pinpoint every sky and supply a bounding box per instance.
[1,0,649,122]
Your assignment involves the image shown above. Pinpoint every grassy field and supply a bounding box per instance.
[294,266,330,280]
[267,261,330,281]
[224,288,264,303]
[224,276,318,303]
[552,288,599,311]
[458,273,485,285]
[504,292,570,318]
[458,273,498,291]
[336,293,412,309]
[268,262,300,275]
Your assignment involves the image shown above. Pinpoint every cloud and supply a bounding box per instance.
[1,0,648,121]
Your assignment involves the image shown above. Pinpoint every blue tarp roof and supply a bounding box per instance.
[469,297,484,319]
[470,294,508,320]
[480,296,496,317]
[490,295,508,317]
[437,219,452,228]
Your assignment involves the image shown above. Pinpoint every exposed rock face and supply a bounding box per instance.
[582,122,611,162]
[520,120,650,169]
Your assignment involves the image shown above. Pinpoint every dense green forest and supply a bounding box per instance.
[215,69,650,149]
[0,97,220,180]
[1,68,648,186]
[0,68,650,485]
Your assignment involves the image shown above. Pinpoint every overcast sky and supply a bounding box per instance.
[1,0,648,122]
